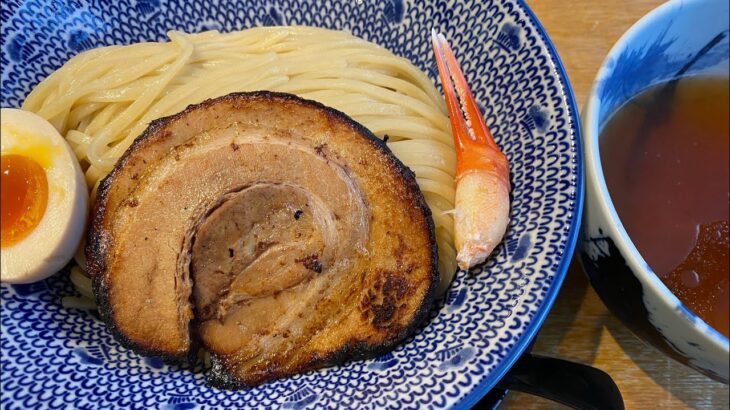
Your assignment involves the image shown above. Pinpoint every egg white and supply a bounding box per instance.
[1,108,88,284]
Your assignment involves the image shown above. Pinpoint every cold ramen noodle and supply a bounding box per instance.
[11,27,512,387]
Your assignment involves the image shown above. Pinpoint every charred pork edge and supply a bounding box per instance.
[86,91,440,374]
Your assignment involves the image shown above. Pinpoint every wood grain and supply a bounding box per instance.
[500,1,730,408]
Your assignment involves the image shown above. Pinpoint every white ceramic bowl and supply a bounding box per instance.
[580,0,729,383]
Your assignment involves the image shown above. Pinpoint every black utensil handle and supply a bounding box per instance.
[496,353,625,410]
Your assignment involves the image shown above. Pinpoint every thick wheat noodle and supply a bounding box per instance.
[429,209,455,239]
[70,266,94,299]
[104,75,291,162]
[409,165,454,187]
[346,55,443,105]
[424,192,456,217]
[30,50,179,119]
[388,141,456,173]
[21,27,459,303]
[416,178,456,205]
[352,117,451,145]
[277,79,446,128]
[86,103,125,136]
[424,202,455,241]
[88,36,195,170]
[119,59,280,146]
[79,77,162,104]
[296,68,436,103]
[68,102,105,127]
[332,101,408,117]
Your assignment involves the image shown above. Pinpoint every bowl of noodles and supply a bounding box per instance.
[0,0,583,408]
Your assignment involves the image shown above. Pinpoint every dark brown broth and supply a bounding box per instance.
[600,76,729,338]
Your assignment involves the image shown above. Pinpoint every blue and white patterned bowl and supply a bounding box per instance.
[0,0,583,408]
[580,0,729,384]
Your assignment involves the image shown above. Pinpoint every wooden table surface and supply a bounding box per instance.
[501,1,730,409]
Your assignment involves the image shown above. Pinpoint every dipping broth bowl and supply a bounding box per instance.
[580,0,729,383]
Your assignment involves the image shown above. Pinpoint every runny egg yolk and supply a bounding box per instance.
[1,154,49,248]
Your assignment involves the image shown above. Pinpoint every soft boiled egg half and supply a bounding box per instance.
[1,108,87,283]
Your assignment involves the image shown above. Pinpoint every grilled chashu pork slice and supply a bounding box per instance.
[87,91,438,388]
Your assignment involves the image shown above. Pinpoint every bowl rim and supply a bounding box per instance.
[582,0,730,352]
[455,0,586,407]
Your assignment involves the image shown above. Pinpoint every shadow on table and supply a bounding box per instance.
[604,316,728,408]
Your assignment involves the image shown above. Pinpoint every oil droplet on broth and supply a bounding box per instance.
[680,270,700,289]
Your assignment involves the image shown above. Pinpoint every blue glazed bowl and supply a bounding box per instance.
[580,0,729,383]
[0,0,583,408]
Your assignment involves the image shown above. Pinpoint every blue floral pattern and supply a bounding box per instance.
[0,0,582,408]
[596,19,729,127]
